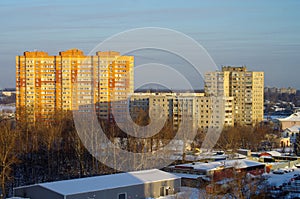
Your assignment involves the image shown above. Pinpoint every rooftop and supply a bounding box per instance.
[171,159,264,171]
[278,113,300,122]
[286,125,300,132]
[16,169,179,196]
[260,151,282,157]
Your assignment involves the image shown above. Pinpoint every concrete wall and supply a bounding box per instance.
[14,185,64,199]
[67,179,181,199]
[143,179,181,198]
[67,184,145,199]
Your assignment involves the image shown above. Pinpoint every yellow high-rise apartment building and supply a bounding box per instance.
[205,66,264,125]
[16,49,134,122]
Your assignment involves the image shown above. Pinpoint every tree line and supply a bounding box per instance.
[0,107,277,198]
[0,111,117,198]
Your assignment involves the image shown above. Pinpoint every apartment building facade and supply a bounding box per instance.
[16,49,134,122]
[205,66,264,125]
[129,92,234,131]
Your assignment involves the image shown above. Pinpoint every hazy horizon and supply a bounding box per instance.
[1,0,300,89]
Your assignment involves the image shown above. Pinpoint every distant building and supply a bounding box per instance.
[16,49,134,122]
[130,92,234,131]
[279,87,297,95]
[258,151,281,162]
[14,169,180,199]
[265,87,297,95]
[165,159,265,184]
[237,149,252,157]
[205,66,264,125]
[281,125,300,147]
[278,113,300,130]
[279,137,291,148]
[1,88,16,97]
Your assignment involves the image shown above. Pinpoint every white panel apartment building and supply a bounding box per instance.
[129,92,234,131]
[205,66,264,125]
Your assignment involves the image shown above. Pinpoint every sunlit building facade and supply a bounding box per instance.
[129,92,234,131]
[205,66,264,125]
[16,49,134,122]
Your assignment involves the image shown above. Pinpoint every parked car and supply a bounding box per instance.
[273,170,285,174]
[293,174,300,177]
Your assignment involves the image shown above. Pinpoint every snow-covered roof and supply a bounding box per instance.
[285,125,300,132]
[233,153,247,159]
[19,169,179,196]
[238,149,251,152]
[260,155,273,159]
[224,159,265,169]
[173,161,225,171]
[172,173,204,179]
[172,159,264,171]
[261,151,282,157]
[278,113,300,122]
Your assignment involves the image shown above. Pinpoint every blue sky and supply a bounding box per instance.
[0,0,300,89]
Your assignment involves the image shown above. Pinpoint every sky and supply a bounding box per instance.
[0,0,300,89]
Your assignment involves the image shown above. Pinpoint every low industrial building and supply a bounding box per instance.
[259,151,299,162]
[14,169,180,199]
[165,159,265,186]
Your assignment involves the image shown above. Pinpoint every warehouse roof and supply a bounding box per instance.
[18,169,179,196]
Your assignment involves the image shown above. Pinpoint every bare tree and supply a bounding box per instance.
[215,126,242,153]
[0,120,19,198]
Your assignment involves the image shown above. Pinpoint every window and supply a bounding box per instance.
[118,193,127,199]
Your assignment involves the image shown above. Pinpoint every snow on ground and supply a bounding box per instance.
[285,192,300,199]
[176,187,203,199]
[154,168,300,199]
[266,168,300,187]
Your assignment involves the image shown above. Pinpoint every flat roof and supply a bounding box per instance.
[17,169,179,196]
[224,159,265,169]
[172,173,205,179]
[175,161,225,171]
[171,159,265,171]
